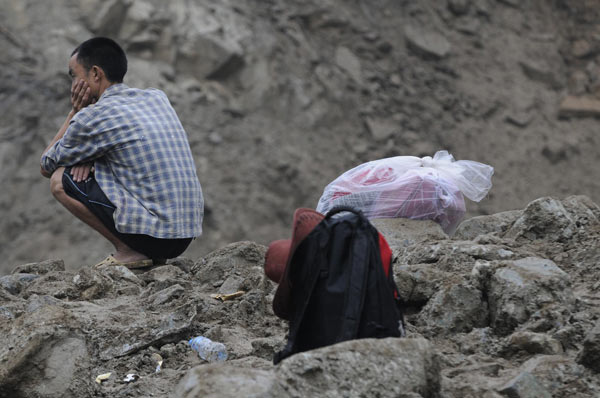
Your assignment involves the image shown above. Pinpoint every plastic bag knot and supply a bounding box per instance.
[421,156,434,168]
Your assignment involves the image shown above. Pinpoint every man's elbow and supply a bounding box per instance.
[40,166,52,178]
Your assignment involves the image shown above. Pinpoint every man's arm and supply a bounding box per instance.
[40,80,93,178]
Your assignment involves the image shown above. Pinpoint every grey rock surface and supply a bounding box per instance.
[1,196,598,397]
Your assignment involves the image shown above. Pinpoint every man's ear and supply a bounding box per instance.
[91,66,104,82]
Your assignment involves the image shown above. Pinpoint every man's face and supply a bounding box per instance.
[68,54,99,102]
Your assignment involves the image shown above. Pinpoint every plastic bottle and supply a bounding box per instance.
[188,336,228,362]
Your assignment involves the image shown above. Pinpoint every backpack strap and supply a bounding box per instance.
[337,224,370,341]
[325,205,365,219]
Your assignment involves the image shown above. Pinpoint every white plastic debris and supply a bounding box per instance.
[123,373,139,383]
[95,372,111,384]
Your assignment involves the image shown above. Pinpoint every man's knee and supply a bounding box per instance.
[50,167,66,199]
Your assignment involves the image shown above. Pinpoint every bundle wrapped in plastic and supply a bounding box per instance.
[316,150,494,234]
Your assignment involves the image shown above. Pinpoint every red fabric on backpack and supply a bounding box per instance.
[378,233,392,277]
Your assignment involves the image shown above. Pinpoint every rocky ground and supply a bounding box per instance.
[1,0,600,272]
[1,195,600,397]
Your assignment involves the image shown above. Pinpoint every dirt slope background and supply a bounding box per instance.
[1,0,600,273]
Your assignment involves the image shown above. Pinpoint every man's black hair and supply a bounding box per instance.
[72,37,127,83]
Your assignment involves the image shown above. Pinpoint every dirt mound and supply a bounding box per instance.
[1,0,600,273]
[1,195,599,397]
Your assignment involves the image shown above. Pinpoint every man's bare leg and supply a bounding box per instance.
[50,167,148,263]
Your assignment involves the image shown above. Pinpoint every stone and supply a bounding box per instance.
[418,281,488,335]
[572,39,593,58]
[149,283,186,306]
[520,355,588,395]
[139,265,189,291]
[80,0,129,36]
[507,331,563,355]
[12,259,65,275]
[558,95,600,118]
[192,241,266,291]
[448,0,471,15]
[504,197,576,242]
[173,364,275,398]
[272,338,440,398]
[567,70,589,95]
[364,117,398,141]
[335,46,362,83]
[487,257,574,335]
[498,372,552,398]
[395,263,458,305]
[519,60,563,90]
[0,306,89,398]
[455,210,522,240]
[505,111,532,128]
[0,273,38,295]
[576,319,600,372]
[404,25,451,59]
[175,30,244,81]
[118,0,155,40]
[372,218,446,252]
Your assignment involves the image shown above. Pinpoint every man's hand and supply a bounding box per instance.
[70,162,94,182]
[71,80,96,113]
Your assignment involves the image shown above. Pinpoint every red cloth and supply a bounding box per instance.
[378,232,392,277]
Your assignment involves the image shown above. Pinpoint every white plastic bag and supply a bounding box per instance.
[316,150,494,234]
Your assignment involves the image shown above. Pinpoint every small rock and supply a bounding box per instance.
[505,111,532,128]
[208,132,223,144]
[12,259,65,275]
[455,17,481,35]
[404,25,451,59]
[567,70,589,95]
[364,117,398,141]
[498,371,552,398]
[0,273,39,295]
[150,284,185,306]
[448,0,471,15]
[519,60,563,90]
[335,46,362,83]
[507,331,563,355]
[572,39,593,58]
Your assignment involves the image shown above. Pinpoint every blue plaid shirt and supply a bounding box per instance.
[41,84,203,239]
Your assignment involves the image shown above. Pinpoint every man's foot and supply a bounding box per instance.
[93,255,153,269]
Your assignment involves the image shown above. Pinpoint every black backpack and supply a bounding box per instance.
[274,206,405,364]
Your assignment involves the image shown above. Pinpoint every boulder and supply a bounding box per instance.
[577,319,600,372]
[504,197,576,242]
[417,281,488,335]
[497,372,552,398]
[487,257,574,336]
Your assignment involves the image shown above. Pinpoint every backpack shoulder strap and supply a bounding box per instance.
[337,222,371,341]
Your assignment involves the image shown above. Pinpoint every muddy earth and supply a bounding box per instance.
[1,0,600,271]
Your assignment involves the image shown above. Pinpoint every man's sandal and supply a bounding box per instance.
[93,255,154,269]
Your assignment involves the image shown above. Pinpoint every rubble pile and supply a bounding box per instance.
[1,195,599,397]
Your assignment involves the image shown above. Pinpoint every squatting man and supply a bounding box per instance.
[40,37,204,269]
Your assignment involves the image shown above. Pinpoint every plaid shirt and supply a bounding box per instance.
[41,84,203,239]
